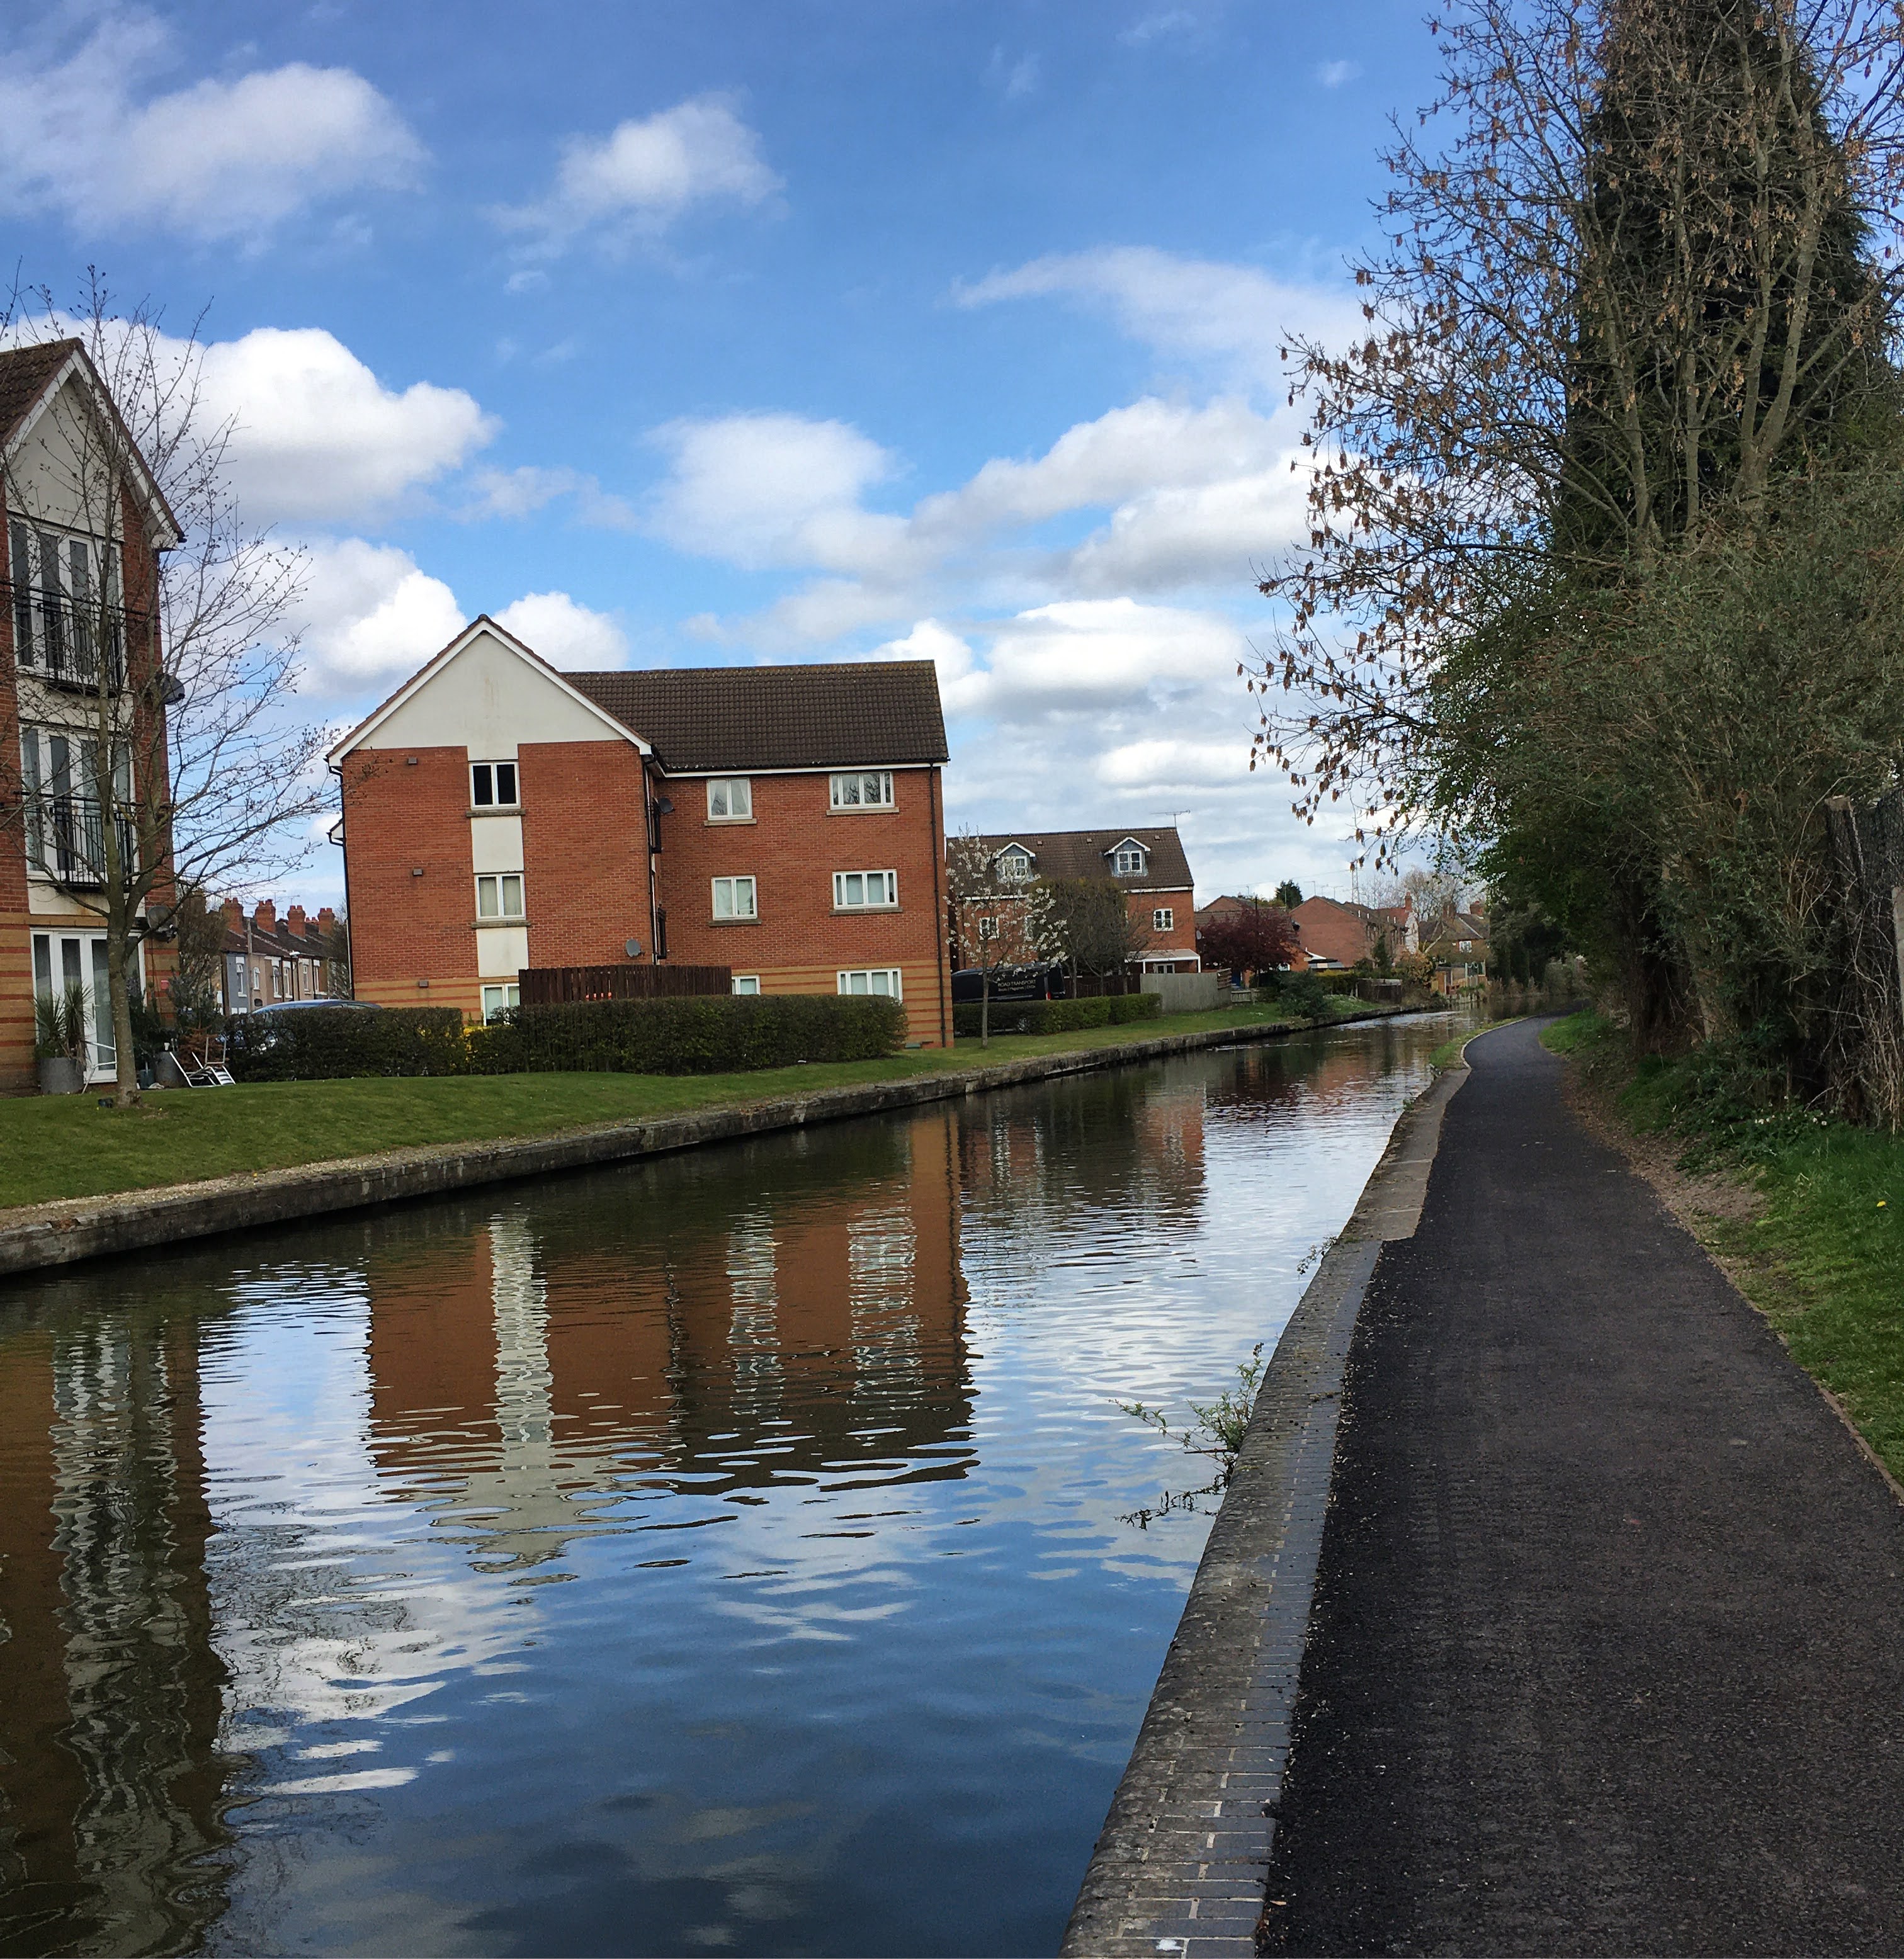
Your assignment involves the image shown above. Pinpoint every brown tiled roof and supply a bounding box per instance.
[0,338,80,449]
[971,827,1196,891]
[568,660,948,773]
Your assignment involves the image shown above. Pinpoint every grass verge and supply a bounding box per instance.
[1428,1015,1519,1071]
[1542,1010,1904,1481]
[0,995,1411,1213]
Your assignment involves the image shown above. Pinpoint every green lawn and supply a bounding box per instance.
[0,995,1402,1213]
[1543,1011,1904,1480]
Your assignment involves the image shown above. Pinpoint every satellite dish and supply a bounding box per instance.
[625,938,643,959]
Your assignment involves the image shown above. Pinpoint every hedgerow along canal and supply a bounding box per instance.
[0,1015,1451,1958]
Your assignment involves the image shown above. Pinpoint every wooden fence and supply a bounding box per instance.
[519,963,732,1005]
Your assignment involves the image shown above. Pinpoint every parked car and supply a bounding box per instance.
[951,963,1066,1003]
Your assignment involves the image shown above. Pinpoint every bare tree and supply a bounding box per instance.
[3,274,328,1101]
[945,829,1057,1047]
[1252,0,1904,864]
[1044,876,1155,988]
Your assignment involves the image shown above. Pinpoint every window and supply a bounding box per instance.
[1113,845,1146,876]
[838,968,902,998]
[1153,908,1174,932]
[829,771,893,810]
[712,876,757,920]
[471,760,518,808]
[707,778,752,820]
[833,869,897,910]
[732,975,761,996]
[475,873,524,919]
[997,849,1032,881]
[8,522,122,686]
[19,726,132,885]
[480,983,519,1023]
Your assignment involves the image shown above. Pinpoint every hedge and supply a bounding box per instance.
[951,992,1163,1039]
[472,993,909,1075]
[225,1006,472,1081]
[223,995,910,1081]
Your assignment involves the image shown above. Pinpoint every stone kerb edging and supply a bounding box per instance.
[1060,1058,1470,1959]
[0,1007,1417,1283]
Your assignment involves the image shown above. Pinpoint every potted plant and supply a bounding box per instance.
[35,983,89,1095]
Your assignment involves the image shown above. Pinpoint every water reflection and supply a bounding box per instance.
[0,1019,1449,1957]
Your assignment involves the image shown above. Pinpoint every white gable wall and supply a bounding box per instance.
[363,627,625,755]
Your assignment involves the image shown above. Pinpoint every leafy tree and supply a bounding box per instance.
[1272,879,1303,908]
[1196,901,1298,982]
[1250,0,1904,1067]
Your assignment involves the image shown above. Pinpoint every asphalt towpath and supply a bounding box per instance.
[1259,1017,1904,1955]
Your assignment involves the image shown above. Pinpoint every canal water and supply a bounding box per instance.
[0,1016,1451,1958]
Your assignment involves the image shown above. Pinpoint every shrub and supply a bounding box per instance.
[470,993,908,1075]
[1267,973,1337,1020]
[951,993,1163,1038]
[225,1006,471,1081]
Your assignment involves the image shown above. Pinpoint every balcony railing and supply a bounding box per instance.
[25,793,137,888]
[4,580,137,692]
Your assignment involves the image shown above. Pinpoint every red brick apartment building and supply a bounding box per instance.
[1,341,179,1093]
[953,828,1202,971]
[330,618,953,1046]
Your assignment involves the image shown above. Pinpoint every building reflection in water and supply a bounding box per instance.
[0,1027,1447,1958]
[0,1303,232,1958]
[0,1107,972,1955]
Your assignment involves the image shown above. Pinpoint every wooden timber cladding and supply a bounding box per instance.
[519,963,734,1005]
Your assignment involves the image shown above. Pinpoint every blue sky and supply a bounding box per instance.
[3,0,1440,906]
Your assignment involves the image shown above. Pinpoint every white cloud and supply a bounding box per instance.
[1060,464,1309,592]
[494,591,628,667]
[955,246,1360,392]
[193,327,495,525]
[1097,737,1253,788]
[0,15,423,243]
[986,49,1042,100]
[496,95,779,254]
[920,395,1283,537]
[866,618,980,711]
[457,465,638,528]
[297,540,465,697]
[1316,59,1363,88]
[646,412,914,575]
[1120,9,1198,46]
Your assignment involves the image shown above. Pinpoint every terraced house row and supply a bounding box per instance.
[330,618,955,1046]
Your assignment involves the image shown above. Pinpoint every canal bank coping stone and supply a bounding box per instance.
[0,1007,1417,1282]
[1060,1049,1471,1959]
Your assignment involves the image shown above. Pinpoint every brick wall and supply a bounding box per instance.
[518,740,652,966]
[657,766,948,1045]
[341,747,483,1006]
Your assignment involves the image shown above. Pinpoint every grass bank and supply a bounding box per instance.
[0,996,1408,1214]
[1543,1010,1904,1479]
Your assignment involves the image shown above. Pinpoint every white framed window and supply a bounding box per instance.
[471,760,518,808]
[8,521,122,685]
[712,875,757,920]
[838,968,902,998]
[480,983,519,1023]
[732,975,761,996]
[1153,908,1174,932]
[829,771,894,810]
[707,778,752,820]
[1113,845,1146,876]
[832,869,897,910]
[476,872,524,919]
[997,849,1032,881]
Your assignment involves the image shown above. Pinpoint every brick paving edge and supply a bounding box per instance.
[1058,1061,1470,1959]
[0,1006,1422,1282]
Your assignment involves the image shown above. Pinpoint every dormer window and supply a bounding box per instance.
[998,849,1033,881]
[1113,844,1146,876]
